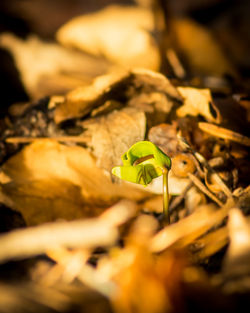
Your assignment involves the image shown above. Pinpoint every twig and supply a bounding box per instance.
[188,173,224,207]
[5,136,90,144]
[150,204,228,253]
[0,200,136,264]
[0,219,117,264]
[169,182,193,213]
[190,226,228,262]
[198,122,250,147]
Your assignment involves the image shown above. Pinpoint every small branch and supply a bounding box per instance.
[151,204,229,253]
[188,173,224,207]
[198,122,250,147]
[0,200,136,264]
[0,219,117,264]
[5,136,90,144]
[169,182,193,213]
[162,167,170,224]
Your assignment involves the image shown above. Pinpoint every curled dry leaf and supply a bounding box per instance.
[56,5,160,71]
[0,33,111,99]
[53,70,129,123]
[177,87,221,123]
[54,68,181,124]
[0,139,150,225]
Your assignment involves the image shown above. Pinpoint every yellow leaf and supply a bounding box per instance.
[176,86,221,123]
[0,33,111,98]
[56,5,160,71]
[1,140,150,225]
[173,18,237,78]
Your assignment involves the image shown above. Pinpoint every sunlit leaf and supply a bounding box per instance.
[0,139,151,225]
[56,5,160,71]
[176,86,221,123]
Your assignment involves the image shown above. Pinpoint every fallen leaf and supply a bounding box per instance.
[0,139,150,225]
[176,87,221,123]
[54,68,181,124]
[82,107,146,172]
[0,33,111,98]
[172,18,237,78]
[54,70,129,123]
[148,122,179,156]
[56,5,160,71]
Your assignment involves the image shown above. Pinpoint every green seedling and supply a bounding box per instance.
[112,141,171,224]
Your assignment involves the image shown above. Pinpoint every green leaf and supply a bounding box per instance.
[111,141,171,186]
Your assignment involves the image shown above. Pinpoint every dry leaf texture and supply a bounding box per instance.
[54,68,181,123]
[0,139,150,225]
[177,87,221,123]
[56,5,160,71]
[0,33,111,98]
[82,107,146,172]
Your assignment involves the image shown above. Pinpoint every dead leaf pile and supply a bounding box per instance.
[0,5,239,100]
[0,3,250,313]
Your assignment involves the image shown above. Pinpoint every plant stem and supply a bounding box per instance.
[162,167,170,225]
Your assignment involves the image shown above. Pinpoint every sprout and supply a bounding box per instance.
[112,141,171,224]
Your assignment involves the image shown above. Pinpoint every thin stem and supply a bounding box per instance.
[162,167,170,225]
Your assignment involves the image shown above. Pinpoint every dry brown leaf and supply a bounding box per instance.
[54,70,129,123]
[177,87,221,123]
[56,5,160,71]
[148,122,179,156]
[0,33,111,98]
[1,179,90,226]
[172,18,237,77]
[0,139,150,225]
[82,107,146,172]
[54,68,181,124]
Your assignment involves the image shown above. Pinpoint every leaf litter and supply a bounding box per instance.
[0,3,250,313]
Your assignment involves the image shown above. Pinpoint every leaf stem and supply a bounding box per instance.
[162,167,170,224]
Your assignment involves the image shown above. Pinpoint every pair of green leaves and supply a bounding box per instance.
[112,141,171,186]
